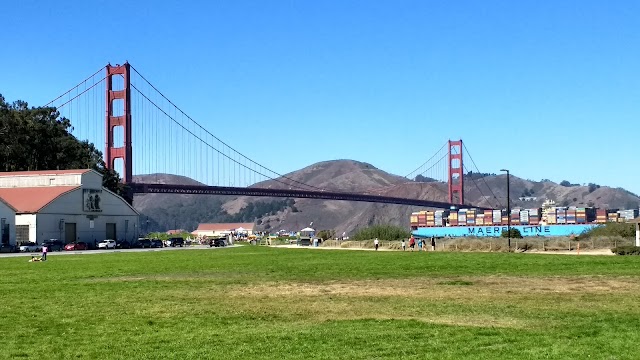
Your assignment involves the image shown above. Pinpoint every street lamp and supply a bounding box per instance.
[500,169,511,252]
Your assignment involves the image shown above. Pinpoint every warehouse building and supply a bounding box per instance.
[0,198,16,246]
[0,169,140,245]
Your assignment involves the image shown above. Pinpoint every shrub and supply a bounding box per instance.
[501,228,523,239]
[582,223,635,238]
[351,225,411,241]
[612,246,640,255]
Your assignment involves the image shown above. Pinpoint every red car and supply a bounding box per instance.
[64,242,88,251]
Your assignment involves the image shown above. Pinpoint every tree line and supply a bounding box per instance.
[0,94,131,203]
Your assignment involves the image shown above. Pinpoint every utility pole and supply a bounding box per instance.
[501,169,511,252]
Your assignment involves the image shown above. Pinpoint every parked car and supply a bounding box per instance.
[98,239,117,249]
[116,240,131,249]
[150,239,163,248]
[138,239,152,248]
[19,242,42,252]
[64,242,88,251]
[209,237,227,247]
[0,245,16,253]
[42,239,64,252]
[166,237,184,247]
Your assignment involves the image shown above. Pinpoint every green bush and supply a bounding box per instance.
[317,230,336,240]
[612,246,640,255]
[351,225,411,241]
[582,223,635,238]
[501,228,523,239]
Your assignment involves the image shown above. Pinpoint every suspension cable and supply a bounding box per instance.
[131,84,324,191]
[129,65,326,192]
[45,67,104,107]
[405,142,447,179]
[462,142,501,207]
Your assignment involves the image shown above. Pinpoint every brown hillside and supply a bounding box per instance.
[131,161,640,235]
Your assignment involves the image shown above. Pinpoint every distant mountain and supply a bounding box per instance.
[132,161,640,235]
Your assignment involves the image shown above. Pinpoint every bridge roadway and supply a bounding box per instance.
[129,183,492,210]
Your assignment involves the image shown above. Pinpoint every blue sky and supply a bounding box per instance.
[2,1,639,193]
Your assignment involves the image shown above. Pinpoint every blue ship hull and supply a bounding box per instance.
[413,224,599,238]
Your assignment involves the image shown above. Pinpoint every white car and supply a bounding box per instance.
[20,243,42,252]
[98,239,117,249]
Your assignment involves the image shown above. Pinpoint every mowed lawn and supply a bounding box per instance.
[2,247,640,359]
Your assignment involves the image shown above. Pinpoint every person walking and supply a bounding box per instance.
[374,238,379,251]
[41,244,48,261]
[401,239,406,251]
[418,238,423,252]
[409,236,415,252]
[431,236,436,251]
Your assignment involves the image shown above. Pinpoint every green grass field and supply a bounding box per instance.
[2,247,640,359]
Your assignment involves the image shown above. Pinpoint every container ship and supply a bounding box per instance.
[410,201,639,238]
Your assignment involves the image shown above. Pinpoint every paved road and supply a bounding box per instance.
[0,245,235,258]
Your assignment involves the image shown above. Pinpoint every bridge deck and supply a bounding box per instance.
[129,183,490,210]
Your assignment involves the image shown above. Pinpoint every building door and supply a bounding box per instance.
[16,225,29,243]
[65,223,76,243]
[106,223,116,240]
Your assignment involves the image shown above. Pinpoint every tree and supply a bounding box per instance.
[0,94,130,203]
[501,228,523,239]
[588,183,599,193]
[317,229,336,240]
[560,180,571,187]
[415,175,437,183]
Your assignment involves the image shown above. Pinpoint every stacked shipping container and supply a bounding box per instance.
[449,211,458,226]
[510,209,520,226]
[529,208,541,225]
[618,209,639,221]
[413,206,629,229]
[493,210,502,225]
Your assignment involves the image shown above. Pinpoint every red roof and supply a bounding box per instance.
[0,186,79,213]
[196,223,255,231]
[0,169,92,177]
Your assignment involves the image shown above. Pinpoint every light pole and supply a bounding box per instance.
[500,169,511,252]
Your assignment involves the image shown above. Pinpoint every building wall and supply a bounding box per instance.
[193,230,227,237]
[34,188,139,244]
[35,213,139,244]
[193,229,254,237]
[16,214,36,243]
[0,201,16,246]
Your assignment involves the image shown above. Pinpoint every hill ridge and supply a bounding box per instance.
[133,159,640,234]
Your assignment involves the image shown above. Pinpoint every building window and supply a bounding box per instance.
[16,225,29,243]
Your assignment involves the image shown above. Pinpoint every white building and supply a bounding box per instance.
[192,223,255,238]
[0,169,139,245]
[0,198,16,246]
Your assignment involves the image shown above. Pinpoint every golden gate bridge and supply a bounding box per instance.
[47,62,500,210]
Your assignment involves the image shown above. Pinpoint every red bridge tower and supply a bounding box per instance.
[448,139,464,205]
[105,63,132,184]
